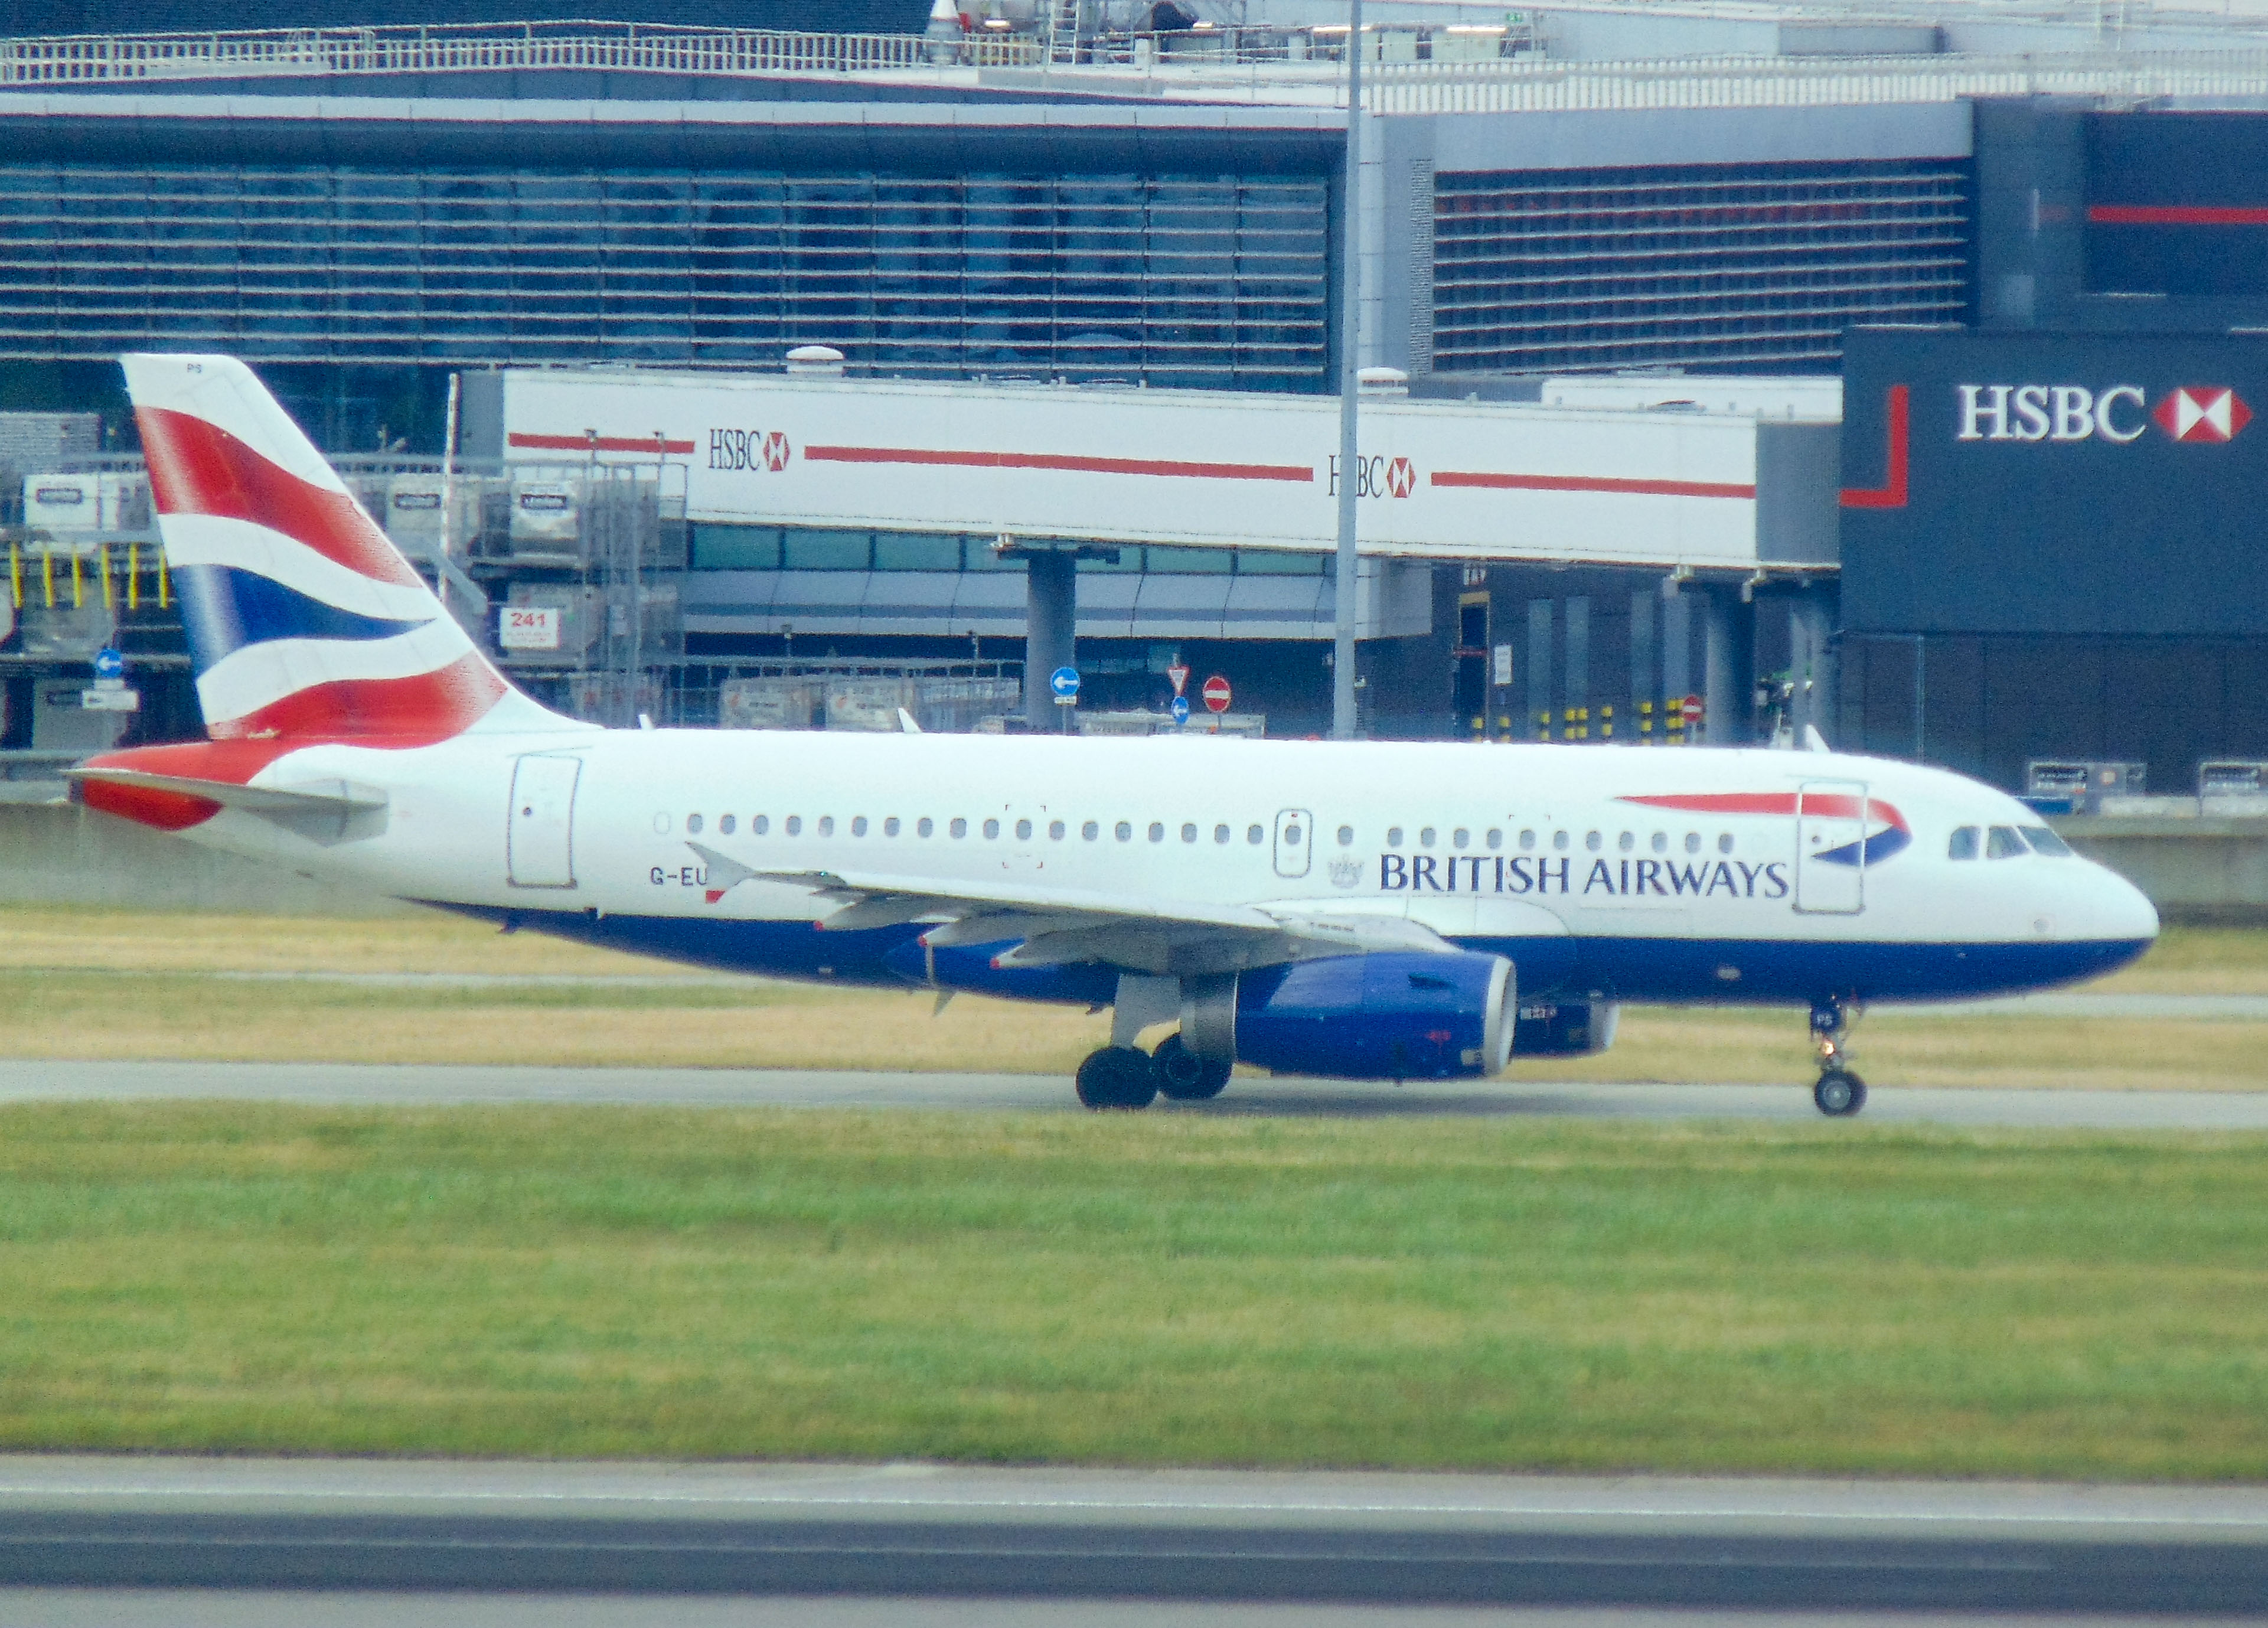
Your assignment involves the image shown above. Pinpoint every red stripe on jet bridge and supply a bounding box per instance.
[2088,204,2268,226]
[1430,471,1756,500]
[135,406,425,590]
[803,446,1316,482]
[208,650,508,745]
[510,432,698,455]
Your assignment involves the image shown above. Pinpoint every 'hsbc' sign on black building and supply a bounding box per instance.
[1840,328,2268,637]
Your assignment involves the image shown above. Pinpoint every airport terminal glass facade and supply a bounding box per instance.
[0,165,1330,390]
[1430,158,1971,373]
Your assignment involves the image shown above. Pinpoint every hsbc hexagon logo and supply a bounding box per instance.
[2154,386,2251,443]
[1956,383,2252,446]
[1385,456,1417,498]
[709,428,794,472]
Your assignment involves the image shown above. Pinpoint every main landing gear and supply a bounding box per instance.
[1809,998,1866,1117]
[1074,1035,1232,1111]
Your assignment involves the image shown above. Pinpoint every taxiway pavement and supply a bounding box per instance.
[4,1457,2268,1614]
[0,1058,2264,1127]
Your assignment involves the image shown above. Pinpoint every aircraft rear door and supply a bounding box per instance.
[508,755,581,888]
[1273,808,1313,879]
[1794,779,1866,914]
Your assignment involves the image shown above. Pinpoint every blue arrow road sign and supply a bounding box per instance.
[1170,694,1190,725]
[93,647,125,680]
[1049,665,1081,699]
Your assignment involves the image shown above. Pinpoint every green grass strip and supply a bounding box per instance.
[3,1104,2266,1479]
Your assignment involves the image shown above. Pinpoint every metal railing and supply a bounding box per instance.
[11,19,2268,107]
[0,20,1041,84]
[1365,46,2268,111]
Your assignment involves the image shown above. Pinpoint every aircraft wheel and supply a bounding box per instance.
[1152,1033,1232,1101]
[1813,1068,1867,1117]
[1075,1046,1159,1111]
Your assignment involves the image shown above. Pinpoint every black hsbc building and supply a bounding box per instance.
[1836,328,2268,793]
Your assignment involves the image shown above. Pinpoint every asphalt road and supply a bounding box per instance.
[1,1058,2265,1127]
[4,1457,2268,1616]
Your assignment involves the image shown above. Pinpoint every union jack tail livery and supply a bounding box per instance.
[123,353,560,744]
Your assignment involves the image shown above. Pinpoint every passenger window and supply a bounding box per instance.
[1717,833,1733,854]
[2020,825,2072,856]
[1082,820,1099,840]
[1486,830,1503,850]
[984,818,1000,840]
[1519,830,1536,850]
[719,814,736,836]
[1685,833,1699,854]
[1650,832,1666,853]
[1585,831,1603,851]
[1116,821,1133,842]
[1948,826,1979,861]
[1386,826,1404,847]
[817,816,834,837]
[949,818,967,839]
[754,815,770,836]
[916,817,932,837]
[1452,828,1469,849]
[1014,819,1032,840]
[1987,825,2027,859]
[785,815,802,836]
[851,816,868,837]
[1246,824,1264,844]
[687,814,704,834]
[1337,825,1354,846]
[1049,820,1065,841]
[1182,823,1197,843]
[1148,822,1165,843]
[1554,831,1570,851]
[1219,824,1233,844]
[1617,831,1634,852]
[1418,827,1435,847]
[884,817,900,837]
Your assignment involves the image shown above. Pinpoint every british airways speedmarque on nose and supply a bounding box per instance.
[74,355,2159,1117]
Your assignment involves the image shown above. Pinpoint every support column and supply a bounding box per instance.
[1701,586,1753,747]
[1788,591,1837,748]
[1024,550,1076,730]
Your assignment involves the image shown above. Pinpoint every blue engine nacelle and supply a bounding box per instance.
[1218,951,1519,1080]
[1510,999,1620,1056]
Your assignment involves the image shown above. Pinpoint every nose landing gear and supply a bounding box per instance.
[1810,999,1866,1117]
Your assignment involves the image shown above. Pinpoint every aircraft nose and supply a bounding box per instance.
[2091,863,2160,945]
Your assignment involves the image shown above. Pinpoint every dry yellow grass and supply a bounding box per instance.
[0,906,2260,1088]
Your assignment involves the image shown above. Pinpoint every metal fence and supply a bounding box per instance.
[0,21,1041,83]
[14,21,2268,109]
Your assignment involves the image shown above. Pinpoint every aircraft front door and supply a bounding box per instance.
[508,755,581,888]
[1794,779,1866,915]
[1273,808,1312,879]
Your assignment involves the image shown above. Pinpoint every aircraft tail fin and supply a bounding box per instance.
[120,353,567,745]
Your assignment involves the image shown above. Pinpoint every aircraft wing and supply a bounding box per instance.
[686,841,1453,976]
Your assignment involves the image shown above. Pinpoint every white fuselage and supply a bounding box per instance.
[166,728,2158,1009]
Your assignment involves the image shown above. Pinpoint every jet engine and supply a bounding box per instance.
[1180,951,1519,1081]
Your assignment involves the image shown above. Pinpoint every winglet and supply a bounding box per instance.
[897,707,923,734]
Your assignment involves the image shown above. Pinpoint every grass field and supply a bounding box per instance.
[2,1102,2264,1479]
[0,906,2262,1089]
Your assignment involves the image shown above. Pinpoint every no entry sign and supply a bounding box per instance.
[1202,675,1232,714]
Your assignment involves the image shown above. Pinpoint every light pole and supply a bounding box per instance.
[1330,0,1364,739]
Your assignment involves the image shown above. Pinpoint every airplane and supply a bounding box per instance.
[71,354,2161,1117]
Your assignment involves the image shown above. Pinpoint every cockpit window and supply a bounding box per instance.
[1986,824,2028,859]
[1948,826,1979,861]
[2019,824,2073,857]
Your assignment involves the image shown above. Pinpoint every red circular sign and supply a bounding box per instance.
[1680,693,1705,722]
[1202,675,1232,714]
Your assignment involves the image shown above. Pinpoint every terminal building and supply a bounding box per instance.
[4,2,2268,798]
